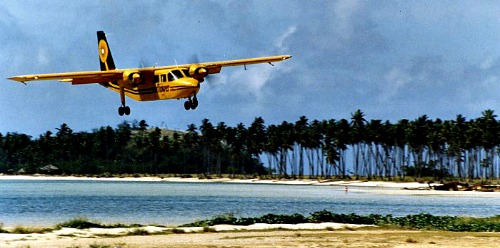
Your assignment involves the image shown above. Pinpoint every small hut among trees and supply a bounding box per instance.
[39,164,60,175]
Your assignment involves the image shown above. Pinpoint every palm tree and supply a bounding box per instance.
[366,119,385,178]
[248,117,267,175]
[264,124,280,177]
[183,123,200,173]
[235,123,248,175]
[214,122,228,176]
[55,123,74,164]
[406,115,431,178]
[350,109,367,178]
[147,127,162,175]
[199,119,215,174]
[294,116,309,178]
[477,109,498,181]
[278,121,295,178]
[307,120,325,177]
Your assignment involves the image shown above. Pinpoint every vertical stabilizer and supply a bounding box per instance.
[97,31,116,71]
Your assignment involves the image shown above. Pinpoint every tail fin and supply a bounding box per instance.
[97,31,116,71]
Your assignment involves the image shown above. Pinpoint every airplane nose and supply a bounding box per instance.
[179,78,199,86]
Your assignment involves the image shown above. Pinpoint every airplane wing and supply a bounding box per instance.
[190,55,292,68]
[8,55,291,84]
[154,55,292,75]
[8,71,124,85]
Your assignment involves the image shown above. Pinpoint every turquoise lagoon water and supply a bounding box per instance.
[0,180,498,226]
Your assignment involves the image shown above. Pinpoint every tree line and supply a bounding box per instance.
[1,109,500,180]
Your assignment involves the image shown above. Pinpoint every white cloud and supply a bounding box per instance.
[480,55,494,70]
[379,67,412,102]
[332,0,361,41]
[37,48,50,66]
[275,25,297,52]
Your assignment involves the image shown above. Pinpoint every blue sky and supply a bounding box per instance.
[2,1,500,136]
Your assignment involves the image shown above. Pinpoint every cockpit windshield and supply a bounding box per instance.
[168,70,185,81]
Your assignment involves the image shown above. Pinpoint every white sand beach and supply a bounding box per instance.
[0,174,460,188]
[1,175,499,197]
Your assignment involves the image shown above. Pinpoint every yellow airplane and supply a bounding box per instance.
[9,31,291,116]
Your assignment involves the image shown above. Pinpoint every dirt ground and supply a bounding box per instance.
[3,229,499,248]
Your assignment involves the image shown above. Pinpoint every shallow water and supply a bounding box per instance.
[0,180,498,226]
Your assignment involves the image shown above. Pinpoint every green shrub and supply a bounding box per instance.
[0,223,7,233]
[56,217,104,229]
[181,211,500,232]
[127,228,149,236]
[256,213,308,224]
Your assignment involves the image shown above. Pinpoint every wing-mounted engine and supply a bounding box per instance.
[188,64,208,80]
[123,70,143,87]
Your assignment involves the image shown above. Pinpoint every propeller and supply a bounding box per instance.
[189,54,216,86]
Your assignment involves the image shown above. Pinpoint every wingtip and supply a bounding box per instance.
[8,77,26,84]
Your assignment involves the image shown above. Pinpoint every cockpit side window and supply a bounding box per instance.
[168,70,184,81]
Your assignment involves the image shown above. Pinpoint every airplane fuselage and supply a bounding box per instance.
[101,68,201,102]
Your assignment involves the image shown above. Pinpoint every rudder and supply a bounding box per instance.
[97,31,116,71]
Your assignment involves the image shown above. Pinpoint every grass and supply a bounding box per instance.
[11,226,52,234]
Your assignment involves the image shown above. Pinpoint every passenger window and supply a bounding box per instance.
[161,74,167,82]
[168,73,174,82]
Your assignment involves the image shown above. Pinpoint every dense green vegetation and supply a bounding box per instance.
[1,212,497,233]
[56,217,141,229]
[1,109,500,180]
[182,210,500,232]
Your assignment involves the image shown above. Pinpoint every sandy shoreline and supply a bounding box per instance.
[0,174,454,188]
[2,175,500,197]
[0,174,432,188]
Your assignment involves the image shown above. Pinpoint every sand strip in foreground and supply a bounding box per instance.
[1,225,498,248]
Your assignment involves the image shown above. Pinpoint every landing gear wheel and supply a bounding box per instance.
[118,106,131,116]
[191,97,198,110]
[124,106,131,115]
[184,100,191,110]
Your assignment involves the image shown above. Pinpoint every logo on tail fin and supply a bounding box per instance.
[97,31,116,71]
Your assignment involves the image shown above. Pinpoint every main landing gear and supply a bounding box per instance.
[184,95,198,110]
[118,105,131,116]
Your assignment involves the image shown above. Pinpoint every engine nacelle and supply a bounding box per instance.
[188,65,208,78]
[123,71,142,86]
